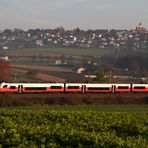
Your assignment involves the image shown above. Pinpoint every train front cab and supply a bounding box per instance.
[0,83,65,93]
[0,83,19,93]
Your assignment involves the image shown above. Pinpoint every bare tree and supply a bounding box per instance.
[0,60,10,82]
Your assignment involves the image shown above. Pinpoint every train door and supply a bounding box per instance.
[82,85,86,93]
[18,85,23,93]
[112,85,115,93]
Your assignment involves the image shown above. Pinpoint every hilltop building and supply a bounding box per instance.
[135,22,148,33]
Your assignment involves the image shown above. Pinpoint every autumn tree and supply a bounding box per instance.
[0,60,10,82]
[96,70,106,82]
[93,70,113,83]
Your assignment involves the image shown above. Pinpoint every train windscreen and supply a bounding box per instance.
[3,85,8,88]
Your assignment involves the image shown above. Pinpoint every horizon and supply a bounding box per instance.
[0,22,147,32]
[0,0,148,30]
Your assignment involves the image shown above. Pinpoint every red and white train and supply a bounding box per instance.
[0,82,148,93]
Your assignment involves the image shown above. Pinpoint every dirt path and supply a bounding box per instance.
[13,68,66,82]
[36,73,65,82]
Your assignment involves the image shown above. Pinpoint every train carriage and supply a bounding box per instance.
[21,83,64,93]
[114,84,131,93]
[0,82,65,93]
[132,84,148,93]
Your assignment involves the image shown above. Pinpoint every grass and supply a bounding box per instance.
[16,47,116,57]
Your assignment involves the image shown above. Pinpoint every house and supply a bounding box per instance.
[36,40,44,46]
[77,67,86,74]
[0,56,8,61]
[55,60,62,65]
[2,46,9,50]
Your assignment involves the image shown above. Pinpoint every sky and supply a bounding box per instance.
[0,0,148,30]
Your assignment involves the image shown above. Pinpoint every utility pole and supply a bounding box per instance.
[14,48,18,81]
[14,69,17,81]
[109,70,112,83]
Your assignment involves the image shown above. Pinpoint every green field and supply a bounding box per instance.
[1,106,148,147]
[10,47,116,66]
[19,47,116,57]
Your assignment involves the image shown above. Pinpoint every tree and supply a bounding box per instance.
[0,60,10,82]
[38,54,44,62]
[93,70,106,82]
[31,55,37,62]
[94,70,113,83]
[67,56,74,65]
[59,54,66,63]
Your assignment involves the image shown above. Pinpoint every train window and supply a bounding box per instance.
[134,86,145,89]
[25,87,47,90]
[3,85,8,88]
[10,86,16,89]
[67,86,79,89]
[118,86,129,89]
[50,86,62,89]
[88,87,110,90]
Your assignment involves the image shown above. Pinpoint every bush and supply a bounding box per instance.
[0,94,31,107]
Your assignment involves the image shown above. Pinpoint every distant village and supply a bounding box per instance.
[0,23,148,83]
[0,23,148,51]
